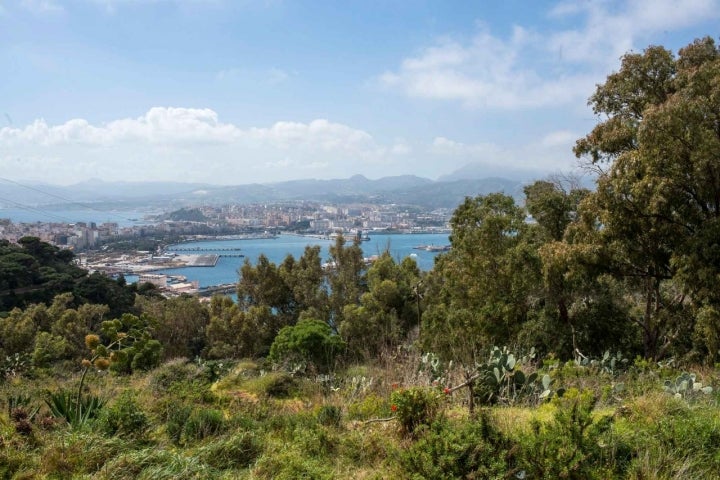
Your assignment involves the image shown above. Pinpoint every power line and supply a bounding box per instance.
[0,195,74,223]
[0,176,135,223]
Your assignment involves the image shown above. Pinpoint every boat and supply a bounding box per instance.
[413,244,451,252]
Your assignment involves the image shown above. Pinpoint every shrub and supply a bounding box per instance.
[347,393,389,420]
[398,417,512,480]
[339,429,393,467]
[32,332,69,368]
[148,358,203,392]
[390,386,443,435]
[165,405,191,445]
[99,391,149,439]
[268,318,344,372]
[518,388,618,479]
[316,404,342,427]
[264,372,299,398]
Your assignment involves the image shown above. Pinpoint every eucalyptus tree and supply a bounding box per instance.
[421,193,539,362]
[340,252,421,358]
[573,37,720,359]
[326,235,365,327]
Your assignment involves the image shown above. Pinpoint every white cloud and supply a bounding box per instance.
[0,107,411,184]
[381,0,719,109]
[541,130,577,148]
[431,132,580,174]
[390,142,411,155]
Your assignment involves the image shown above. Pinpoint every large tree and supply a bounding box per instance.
[421,193,538,361]
[573,37,720,359]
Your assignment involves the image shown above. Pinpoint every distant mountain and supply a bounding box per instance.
[68,180,214,201]
[0,174,522,211]
[439,162,540,183]
[381,178,524,209]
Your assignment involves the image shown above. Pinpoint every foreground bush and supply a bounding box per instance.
[398,415,513,479]
[390,386,443,434]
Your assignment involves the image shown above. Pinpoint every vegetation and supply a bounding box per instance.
[1,37,720,478]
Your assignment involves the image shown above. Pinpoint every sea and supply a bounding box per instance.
[0,207,159,227]
[150,232,450,288]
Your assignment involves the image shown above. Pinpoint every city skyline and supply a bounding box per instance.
[1,0,718,185]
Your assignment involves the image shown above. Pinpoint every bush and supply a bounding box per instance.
[268,318,344,372]
[390,387,443,435]
[398,417,512,480]
[99,391,149,439]
[347,393,390,420]
[518,388,618,479]
[316,404,342,427]
[148,358,203,392]
[263,372,299,398]
[165,405,191,445]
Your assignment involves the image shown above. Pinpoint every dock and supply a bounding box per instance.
[198,283,237,297]
[169,247,244,252]
[185,254,220,267]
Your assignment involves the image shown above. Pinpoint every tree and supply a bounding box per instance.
[279,245,329,322]
[73,272,137,319]
[136,296,209,359]
[421,193,538,361]
[237,255,295,325]
[573,37,720,359]
[520,180,633,357]
[339,252,421,358]
[205,296,276,359]
[327,235,366,326]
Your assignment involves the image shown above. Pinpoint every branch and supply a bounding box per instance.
[448,370,484,393]
[361,416,396,424]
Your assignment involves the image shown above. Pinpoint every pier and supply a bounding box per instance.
[186,254,220,267]
[198,283,237,297]
[168,247,244,252]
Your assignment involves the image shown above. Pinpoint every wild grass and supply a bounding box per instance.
[1,355,719,479]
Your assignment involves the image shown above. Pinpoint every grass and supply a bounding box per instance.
[1,357,720,479]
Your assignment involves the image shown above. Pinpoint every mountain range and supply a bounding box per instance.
[0,173,530,211]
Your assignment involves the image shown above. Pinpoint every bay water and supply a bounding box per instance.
[155,232,450,288]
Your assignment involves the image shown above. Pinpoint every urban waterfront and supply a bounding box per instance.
[153,232,449,288]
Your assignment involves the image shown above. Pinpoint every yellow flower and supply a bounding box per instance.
[81,359,92,368]
[94,357,110,371]
[85,334,100,350]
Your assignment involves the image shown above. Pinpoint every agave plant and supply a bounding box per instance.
[45,389,106,428]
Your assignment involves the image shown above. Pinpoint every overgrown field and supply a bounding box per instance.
[3,351,720,479]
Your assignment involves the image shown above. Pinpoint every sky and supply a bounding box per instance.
[0,0,718,186]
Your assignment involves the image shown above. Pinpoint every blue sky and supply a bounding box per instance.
[0,0,717,185]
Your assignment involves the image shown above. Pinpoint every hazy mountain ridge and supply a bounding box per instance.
[0,173,523,210]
